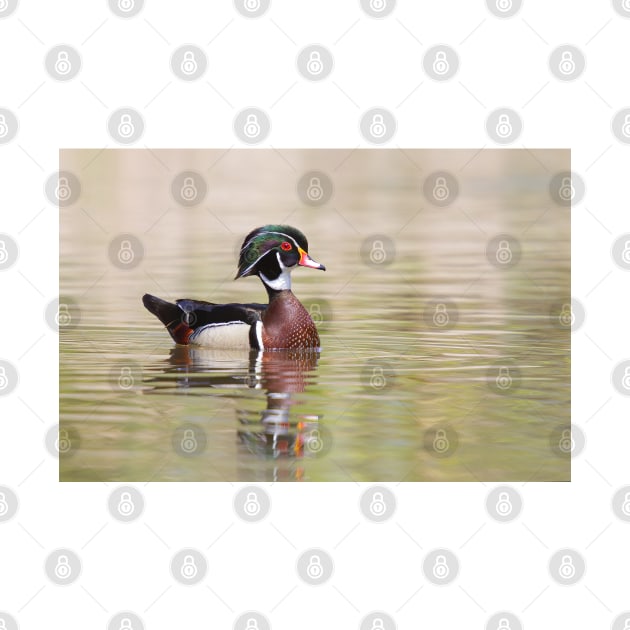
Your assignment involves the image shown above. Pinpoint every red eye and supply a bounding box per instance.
[280,242,292,251]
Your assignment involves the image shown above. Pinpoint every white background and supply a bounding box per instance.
[0,0,629,628]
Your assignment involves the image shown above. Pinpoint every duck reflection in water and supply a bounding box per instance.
[166,346,325,475]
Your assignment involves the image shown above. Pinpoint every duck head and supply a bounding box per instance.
[235,225,325,292]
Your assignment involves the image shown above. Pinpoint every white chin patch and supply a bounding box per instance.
[260,252,293,291]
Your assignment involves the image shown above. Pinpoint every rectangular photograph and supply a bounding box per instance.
[59,148,570,482]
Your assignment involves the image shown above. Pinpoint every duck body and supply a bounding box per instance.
[142,225,325,350]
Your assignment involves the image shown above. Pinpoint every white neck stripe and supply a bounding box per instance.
[259,252,292,291]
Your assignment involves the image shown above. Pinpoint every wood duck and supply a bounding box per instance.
[142,225,326,350]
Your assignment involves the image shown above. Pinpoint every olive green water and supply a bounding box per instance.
[60,149,570,482]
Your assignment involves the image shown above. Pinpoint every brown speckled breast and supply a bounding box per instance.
[261,291,320,349]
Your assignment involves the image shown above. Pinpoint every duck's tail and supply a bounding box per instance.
[142,294,192,344]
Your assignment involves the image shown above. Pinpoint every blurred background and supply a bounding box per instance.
[60,148,570,481]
